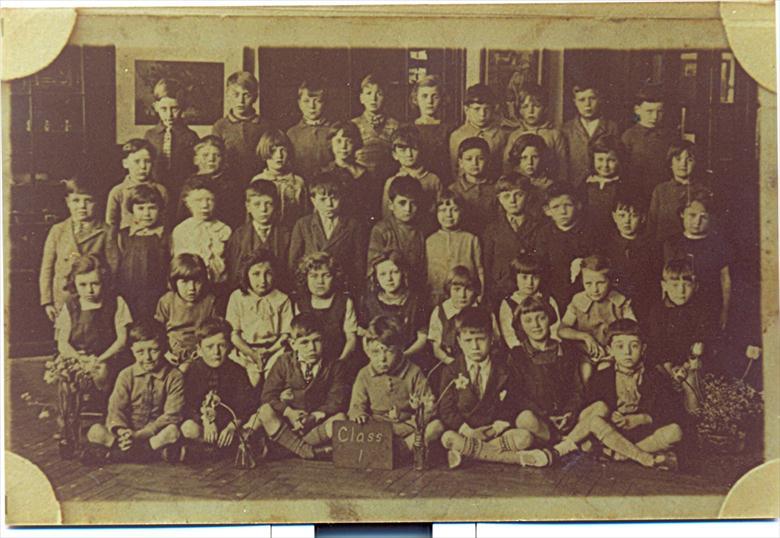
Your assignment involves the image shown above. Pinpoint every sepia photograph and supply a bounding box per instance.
[1,2,778,527]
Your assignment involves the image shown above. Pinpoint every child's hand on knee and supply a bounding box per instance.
[611,411,627,428]
[621,413,650,430]
[310,411,326,423]
[582,335,604,358]
[551,412,573,431]
[284,408,308,431]
[203,421,218,444]
[217,422,237,448]
[117,428,134,451]
[489,420,510,437]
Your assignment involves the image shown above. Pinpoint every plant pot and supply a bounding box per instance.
[699,430,746,454]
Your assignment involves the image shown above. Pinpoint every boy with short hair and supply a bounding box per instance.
[382,125,444,233]
[561,80,619,188]
[144,78,199,217]
[449,137,499,235]
[439,307,551,468]
[176,135,244,231]
[225,179,291,289]
[368,176,427,286]
[212,71,272,181]
[180,318,258,457]
[602,190,660,321]
[532,184,595,308]
[646,258,714,373]
[288,172,367,297]
[106,138,168,231]
[251,312,349,459]
[547,319,683,470]
[287,80,333,180]
[84,319,184,463]
[449,83,508,180]
[481,173,538,305]
[663,191,732,331]
[39,176,119,321]
[351,74,400,180]
[349,315,444,455]
[647,140,715,243]
[621,84,677,200]
[503,82,568,181]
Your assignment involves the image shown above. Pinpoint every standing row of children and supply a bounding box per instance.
[39,68,731,471]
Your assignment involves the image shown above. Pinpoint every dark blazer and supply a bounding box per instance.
[225,222,291,289]
[183,357,258,426]
[289,213,367,295]
[481,214,538,306]
[438,354,521,430]
[261,352,349,417]
[144,123,199,187]
[585,363,682,427]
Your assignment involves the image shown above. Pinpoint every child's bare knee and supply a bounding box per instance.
[661,423,683,445]
[87,423,111,445]
[508,428,534,449]
[159,424,180,442]
[582,401,609,419]
[515,409,539,429]
[180,419,201,440]
[257,403,275,422]
[425,419,444,441]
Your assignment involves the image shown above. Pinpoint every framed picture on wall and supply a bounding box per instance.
[134,59,224,125]
[484,49,541,127]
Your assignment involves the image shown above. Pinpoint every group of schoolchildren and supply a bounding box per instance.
[39,68,734,473]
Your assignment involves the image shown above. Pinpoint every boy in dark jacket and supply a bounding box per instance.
[252,312,348,459]
[549,319,683,469]
[180,318,258,458]
[439,307,550,468]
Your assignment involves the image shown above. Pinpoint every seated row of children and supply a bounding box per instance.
[81,294,685,473]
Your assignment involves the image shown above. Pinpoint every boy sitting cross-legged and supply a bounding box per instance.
[250,312,349,459]
[548,319,683,469]
[180,317,259,460]
[349,315,444,458]
[84,319,184,464]
[439,307,551,468]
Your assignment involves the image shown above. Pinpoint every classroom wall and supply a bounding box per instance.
[64,6,731,143]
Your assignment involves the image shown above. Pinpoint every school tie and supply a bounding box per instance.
[469,363,483,398]
[144,374,155,424]
[300,362,314,385]
[162,127,172,166]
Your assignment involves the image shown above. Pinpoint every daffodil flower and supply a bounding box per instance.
[454,373,470,390]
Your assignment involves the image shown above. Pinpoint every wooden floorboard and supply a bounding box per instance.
[6,356,761,504]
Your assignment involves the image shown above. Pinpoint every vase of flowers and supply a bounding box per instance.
[409,364,470,470]
[200,390,257,469]
[43,353,96,458]
[692,346,763,454]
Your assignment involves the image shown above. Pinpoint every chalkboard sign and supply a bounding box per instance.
[332,420,394,470]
